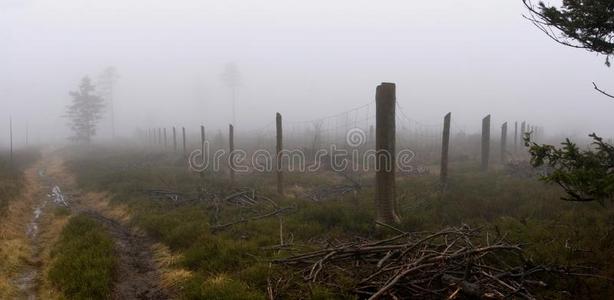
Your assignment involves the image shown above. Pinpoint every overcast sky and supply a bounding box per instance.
[1,0,611,145]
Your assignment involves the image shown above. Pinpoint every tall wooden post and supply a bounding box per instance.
[229,124,235,184]
[276,113,283,195]
[182,127,187,157]
[369,125,375,149]
[9,116,13,165]
[163,128,168,149]
[440,112,451,185]
[375,82,400,225]
[481,115,491,171]
[514,121,518,153]
[500,122,507,163]
[158,128,162,145]
[173,127,177,152]
[520,121,526,143]
[200,125,206,163]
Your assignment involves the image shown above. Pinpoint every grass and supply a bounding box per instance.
[64,145,614,298]
[48,214,116,300]
[0,148,40,215]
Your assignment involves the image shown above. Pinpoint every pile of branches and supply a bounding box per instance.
[210,188,295,232]
[146,188,183,202]
[222,188,279,208]
[274,225,599,299]
[399,166,431,177]
[306,184,359,202]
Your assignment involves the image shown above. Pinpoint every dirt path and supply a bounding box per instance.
[78,209,168,299]
[2,150,169,299]
[44,152,170,300]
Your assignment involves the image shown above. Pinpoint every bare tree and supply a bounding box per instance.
[97,66,119,137]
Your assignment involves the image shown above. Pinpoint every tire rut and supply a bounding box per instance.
[78,210,169,300]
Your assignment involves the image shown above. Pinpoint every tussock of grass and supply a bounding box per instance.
[0,148,40,215]
[48,214,116,300]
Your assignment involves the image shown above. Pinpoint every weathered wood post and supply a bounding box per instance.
[9,116,13,165]
[173,127,177,152]
[440,112,451,185]
[375,82,400,225]
[520,121,526,143]
[481,115,491,171]
[182,127,187,158]
[514,121,518,153]
[200,125,206,164]
[158,128,163,145]
[163,128,168,149]
[275,113,284,195]
[369,125,375,149]
[229,124,235,184]
[500,122,507,163]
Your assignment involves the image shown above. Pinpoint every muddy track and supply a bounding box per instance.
[27,152,170,299]
[78,209,169,300]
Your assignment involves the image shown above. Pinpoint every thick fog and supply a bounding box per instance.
[1,0,612,146]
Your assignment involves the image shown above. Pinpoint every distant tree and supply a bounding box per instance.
[97,66,119,137]
[522,0,614,97]
[220,62,241,125]
[66,77,105,143]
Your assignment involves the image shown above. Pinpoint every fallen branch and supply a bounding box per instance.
[211,207,294,232]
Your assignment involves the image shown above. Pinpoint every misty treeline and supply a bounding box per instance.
[65,63,241,143]
[522,0,614,203]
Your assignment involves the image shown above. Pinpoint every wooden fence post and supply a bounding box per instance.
[163,128,168,149]
[9,116,13,165]
[158,128,162,145]
[276,113,283,195]
[173,127,177,152]
[440,112,451,185]
[520,121,526,144]
[200,125,206,164]
[500,122,507,163]
[514,121,518,153]
[182,127,187,157]
[229,124,235,184]
[375,82,400,225]
[481,115,491,171]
